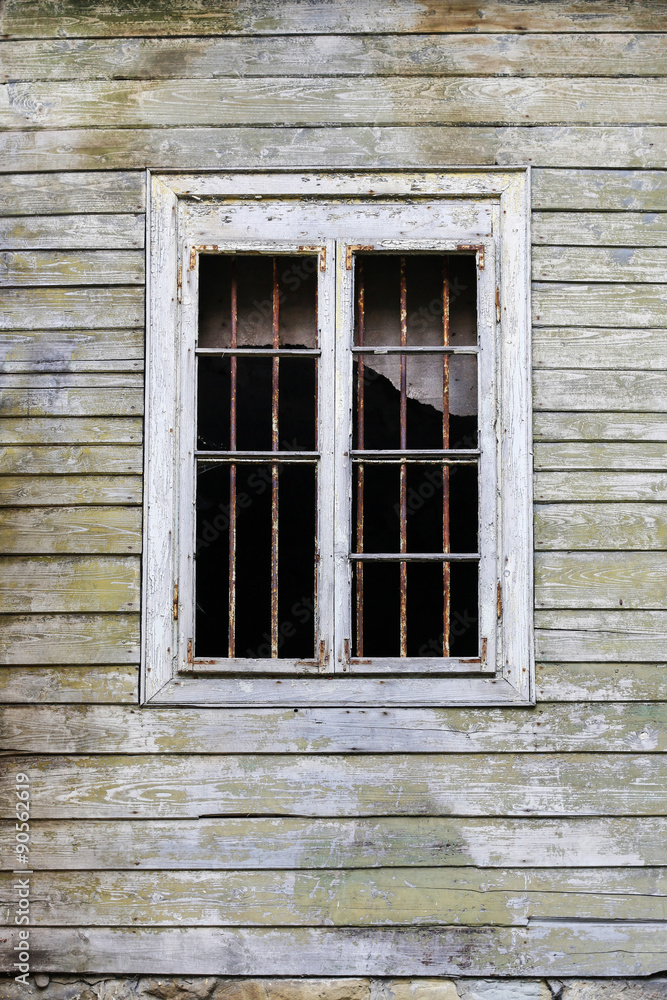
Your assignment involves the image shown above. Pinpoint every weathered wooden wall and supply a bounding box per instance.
[1,0,667,978]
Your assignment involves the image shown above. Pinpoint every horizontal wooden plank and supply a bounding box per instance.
[11,814,667,871]
[532,246,667,283]
[535,503,667,550]
[534,411,667,439]
[0,444,142,475]
[533,283,667,328]
[536,609,667,660]
[0,388,143,416]
[0,250,144,286]
[2,868,664,928]
[0,372,142,388]
[0,444,142,477]
[3,703,665,754]
[0,214,144,250]
[0,556,139,613]
[0,417,142,444]
[0,287,144,330]
[0,171,144,215]
[0,613,139,664]
[537,662,667,702]
[4,1,667,36]
[533,371,667,411]
[0,475,142,506]
[535,471,667,501]
[0,328,144,366]
[532,211,667,247]
[535,441,667,470]
[532,168,667,210]
[5,34,667,82]
[5,126,667,172]
[5,78,667,129]
[532,329,667,371]
[0,506,142,554]
[536,552,667,609]
[0,664,137,703]
[5,923,667,978]
[2,752,665,819]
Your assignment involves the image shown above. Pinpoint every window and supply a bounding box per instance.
[143,170,533,706]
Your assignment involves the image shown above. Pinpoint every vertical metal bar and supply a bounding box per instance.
[355,258,365,657]
[228,258,238,658]
[399,255,408,657]
[442,258,451,657]
[271,256,280,657]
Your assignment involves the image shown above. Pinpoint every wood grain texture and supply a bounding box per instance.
[0,507,142,554]
[535,552,667,609]
[0,476,142,506]
[4,1,667,37]
[532,211,667,246]
[0,171,144,215]
[0,215,144,250]
[0,388,143,416]
[535,471,667,501]
[535,503,667,550]
[2,703,664,754]
[3,923,667,977]
[2,753,665,818]
[0,287,144,330]
[0,250,145,286]
[532,329,667,371]
[534,412,667,439]
[534,441,667,470]
[0,555,140,612]
[0,613,139,664]
[4,34,667,82]
[0,665,137,704]
[0,417,142,445]
[1,868,664,927]
[536,662,667,702]
[532,282,667,328]
[536,609,667,661]
[0,329,144,367]
[533,371,667,411]
[0,445,142,475]
[5,126,667,172]
[11,815,667,870]
[532,246,667,283]
[5,78,667,129]
[532,168,667,210]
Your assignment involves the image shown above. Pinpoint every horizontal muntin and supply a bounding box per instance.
[351,449,479,462]
[197,450,319,462]
[352,345,478,355]
[350,552,480,561]
[196,347,320,357]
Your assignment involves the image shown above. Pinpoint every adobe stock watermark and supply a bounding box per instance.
[12,772,31,987]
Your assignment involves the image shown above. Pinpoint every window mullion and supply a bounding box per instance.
[317,239,338,673]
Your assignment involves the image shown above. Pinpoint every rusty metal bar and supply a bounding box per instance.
[228,258,238,659]
[351,552,479,562]
[355,258,365,658]
[271,256,280,658]
[442,258,451,658]
[399,256,408,657]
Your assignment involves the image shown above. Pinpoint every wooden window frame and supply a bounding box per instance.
[142,168,533,707]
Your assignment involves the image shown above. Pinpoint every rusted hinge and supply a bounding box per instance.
[481,637,488,664]
[318,638,331,673]
[187,639,193,665]
[497,581,502,620]
[456,244,485,270]
[346,245,374,269]
[189,244,219,270]
[177,264,182,303]
[496,286,501,323]
[298,245,327,271]
[173,583,178,621]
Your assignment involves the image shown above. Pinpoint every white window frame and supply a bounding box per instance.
[142,168,533,707]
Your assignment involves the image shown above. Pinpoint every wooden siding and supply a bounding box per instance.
[1,0,667,979]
